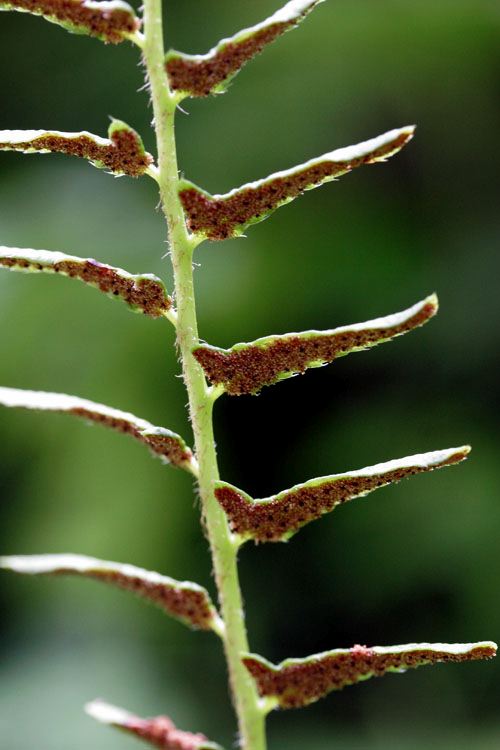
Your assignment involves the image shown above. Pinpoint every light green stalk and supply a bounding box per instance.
[141,2,267,748]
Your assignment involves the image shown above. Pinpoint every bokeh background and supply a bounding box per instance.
[1,1,499,748]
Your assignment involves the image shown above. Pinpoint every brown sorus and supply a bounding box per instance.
[214,449,469,542]
[194,300,436,395]
[179,131,411,240]
[4,0,140,43]
[243,643,497,709]
[1,127,153,177]
[68,407,193,468]
[166,23,292,97]
[49,568,216,630]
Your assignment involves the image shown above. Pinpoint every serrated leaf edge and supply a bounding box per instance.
[0,120,154,177]
[242,641,497,710]
[193,294,437,395]
[165,0,323,98]
[0,553,222,632]
[86,699,224,749]
[0,387,197,473]
[178,126,414,240]
[0,246,172,319]
[214,446,470,543]
[0,0,141,45]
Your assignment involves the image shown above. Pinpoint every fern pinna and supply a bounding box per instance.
[0,1,495,749]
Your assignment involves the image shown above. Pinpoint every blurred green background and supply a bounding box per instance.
[1,1,499,748]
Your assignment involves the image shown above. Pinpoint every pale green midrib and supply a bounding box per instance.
[141,2,266,749]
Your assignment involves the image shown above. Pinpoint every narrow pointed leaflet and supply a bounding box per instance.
[0,387,196,472]
[215,447,470,543]
[179,126,414,240]
[166,0,323,98]
[0,554,221,632]
[243,642,497,710]
[0,247,172,319]
[0,0,140,44]
[195,295,437,395]
[86,700,223,749]
[0,120,153,177]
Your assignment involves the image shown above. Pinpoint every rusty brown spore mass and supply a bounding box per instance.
[243,643,496,709]
[55,260,170,316]
[68,407,193,468]
[194,301,436,395]
[58,260,172,318]
[214,449,468,542]
[0,255,170,317]
[2,128,152,177]
[50,568,215,630]
[179,131,411,240]
[166,22,292,97]
[5,0,139,43]
[121,713,211,749]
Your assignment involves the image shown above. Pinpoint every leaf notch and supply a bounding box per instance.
[179,126,414,240]
[243,641,497,709]
[214,447,470,543]
[0,247,171,318]
[0,554,221,631]
[194,294,437,395]
[0,387,196,472]
[0,120,153,177]
[165,0,323,98]
[0,0,140,44]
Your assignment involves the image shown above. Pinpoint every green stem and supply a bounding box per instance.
[141,2,267,749]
